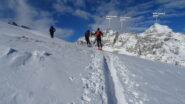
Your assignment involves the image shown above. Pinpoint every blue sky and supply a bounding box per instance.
[0,0,185,42]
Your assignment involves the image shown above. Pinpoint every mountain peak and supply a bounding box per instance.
[145,23,173,34]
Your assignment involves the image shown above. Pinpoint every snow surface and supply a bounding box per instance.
[1,21,185,104]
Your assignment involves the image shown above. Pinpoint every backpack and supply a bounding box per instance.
[95,30,101,36]
[85,30,90,37]
[50,27,56,32]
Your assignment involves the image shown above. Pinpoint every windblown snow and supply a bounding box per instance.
[0,21,185,104]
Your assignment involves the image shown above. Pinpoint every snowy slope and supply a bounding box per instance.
[77,23,185,66]
[0,21,94,104]
[1,21,185,104]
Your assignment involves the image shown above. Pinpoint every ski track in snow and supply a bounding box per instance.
[107,53,147,104]
[105,53,149,104]
[81,52,107,104]
[104,53,128,104]
[82,51,131,104]
[102,56,117,104]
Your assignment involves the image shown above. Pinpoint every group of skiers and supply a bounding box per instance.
[49,26,103,50]
[84,28,103,50]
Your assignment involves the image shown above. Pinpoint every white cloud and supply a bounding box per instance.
[56,0,86,8]
[156,0,185,9]
[165,0,185,9]
[155,0,185,19]
[7,0,36,25]
[74,9,92,19]
[55,28,74,39]
[164,12,185,18]
[31,12,55,32]
[3,0,53,30]
[75,0,86,8]
[53,2,73,14]
[53,0,91,20]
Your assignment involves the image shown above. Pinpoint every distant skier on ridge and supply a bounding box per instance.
[84,30,91,47]
[95,28,103,50]
[49,26,56,38]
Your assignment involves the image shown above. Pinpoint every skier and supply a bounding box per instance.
[49,26,56,38]
[95,28,103,50]
[84,30,91,47]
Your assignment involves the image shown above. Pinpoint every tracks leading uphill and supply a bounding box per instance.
[104,53,128,104]
[81,51,128,104]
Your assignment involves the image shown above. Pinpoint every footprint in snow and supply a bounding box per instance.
[7,48,18,56]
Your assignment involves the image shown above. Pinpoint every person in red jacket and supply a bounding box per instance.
[95,28,103,50]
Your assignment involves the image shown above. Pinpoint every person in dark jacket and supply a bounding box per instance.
[49,26,56,38]
[95,28,103,50]
[85,30,91,47]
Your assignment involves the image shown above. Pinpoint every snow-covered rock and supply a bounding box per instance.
[145,23,172,34]
[77,24,185,66]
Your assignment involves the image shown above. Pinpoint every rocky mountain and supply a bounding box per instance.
[8,21,31,29]
[77,23,185,66]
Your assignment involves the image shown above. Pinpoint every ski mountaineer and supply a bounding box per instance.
[95,28,103,50]
[49,26,56,38]
[84,30,91,47]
